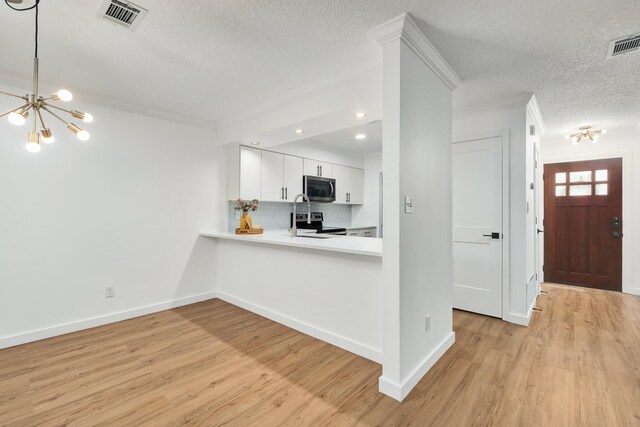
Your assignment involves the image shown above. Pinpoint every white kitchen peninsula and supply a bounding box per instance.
[201,230,383,362]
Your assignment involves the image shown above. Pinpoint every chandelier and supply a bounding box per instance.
[1,0,92,153]
[565,126,606,145]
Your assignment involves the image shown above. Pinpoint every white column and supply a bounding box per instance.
[369,13,461,401]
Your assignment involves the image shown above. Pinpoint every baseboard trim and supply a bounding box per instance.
[378,331,456,401]
[215,290,382,363]
[627,288,640,297]
[0,291,217,350]
[503,307,533,326]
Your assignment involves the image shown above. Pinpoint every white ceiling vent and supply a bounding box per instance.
[98,0,148,31]
[606,34,640,59]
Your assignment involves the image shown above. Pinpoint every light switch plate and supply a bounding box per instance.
[404,196,413,214]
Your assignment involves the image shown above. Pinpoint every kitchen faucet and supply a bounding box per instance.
[291,193,311,237]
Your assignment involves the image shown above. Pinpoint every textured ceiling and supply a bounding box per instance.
[1,0,639,140]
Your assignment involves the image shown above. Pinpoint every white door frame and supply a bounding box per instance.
[541,151,635,296]
[454,129,510,319]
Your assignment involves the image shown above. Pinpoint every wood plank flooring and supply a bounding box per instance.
[1,283,639,426]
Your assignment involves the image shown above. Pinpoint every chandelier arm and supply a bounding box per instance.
[36,108,48,129]
[41,106,69,126]
[0,103,29,119]
[0,90,28,100]
[43,102,72,115]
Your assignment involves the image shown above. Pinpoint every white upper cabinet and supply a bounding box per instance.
[261,150,285,202]
[261,151,304,202]
[227,146,262,200]
[228,146,363,204]
[303,159,333,178]
[283,154,303,201]
[333,164,364,205]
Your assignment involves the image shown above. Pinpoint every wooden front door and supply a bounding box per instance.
[544,158,622,291]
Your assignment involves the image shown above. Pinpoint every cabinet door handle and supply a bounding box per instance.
[317,165,320,176]
[281,187,284,200]
[285,187,288,200]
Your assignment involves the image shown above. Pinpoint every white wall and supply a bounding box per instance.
[0,84,226,348]
[375,14,457,401]
[216,240,383,362]
[540,134,639,296]
[453,97,541,324]
[352,152,382,230]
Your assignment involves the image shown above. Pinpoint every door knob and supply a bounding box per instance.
[612,231,621,239]
[537,229,544,234]
[483,232,501,239]
[612,217,621,229]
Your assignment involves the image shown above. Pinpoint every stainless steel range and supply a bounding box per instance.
[290,212,347,235]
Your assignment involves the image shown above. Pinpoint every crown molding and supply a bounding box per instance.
[368,13,462,90]
[526,94,547,136]
[454,93,535,117]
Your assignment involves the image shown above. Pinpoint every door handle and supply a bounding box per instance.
[537,228,544,234]
[612,231,621,239]
[483,232,501,239]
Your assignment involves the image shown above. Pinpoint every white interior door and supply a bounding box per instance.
[452,137,503,318]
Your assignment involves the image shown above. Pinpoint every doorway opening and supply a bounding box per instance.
[543,158,622,291]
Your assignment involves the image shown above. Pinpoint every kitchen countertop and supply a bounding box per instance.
[200,230,382,257]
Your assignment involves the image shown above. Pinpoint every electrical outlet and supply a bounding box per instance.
[425,315,431,332]
[105,286,115,298]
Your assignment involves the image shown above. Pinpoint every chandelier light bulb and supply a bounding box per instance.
[53,89,73,102]
[26,131,41,153]
[41,128,55,144]
[82,113,93,123]
[26,142,41,153]
[8,110,28,126]
[77,130,90,141]
[601,129,607,134]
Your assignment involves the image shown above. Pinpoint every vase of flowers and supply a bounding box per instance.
[233,199,259,230]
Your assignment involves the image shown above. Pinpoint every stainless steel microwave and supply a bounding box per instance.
[303,175,336,202]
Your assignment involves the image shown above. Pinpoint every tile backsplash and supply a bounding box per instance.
[228,201,352,231]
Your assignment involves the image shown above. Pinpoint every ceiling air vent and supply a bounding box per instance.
[606,34,640,59]
[98,0,148,31]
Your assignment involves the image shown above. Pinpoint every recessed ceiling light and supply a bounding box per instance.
[355,134,366,140]
[251,141,260,146]
[355,112,366,119]
[295,129,304,134]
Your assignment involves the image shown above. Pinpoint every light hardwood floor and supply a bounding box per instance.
[1,283,639,426]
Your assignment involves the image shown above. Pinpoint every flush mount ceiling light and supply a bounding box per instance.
[1,0,93,153]
[355,133,367,140]
[565,126,606,145]
[250,141,260,146]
